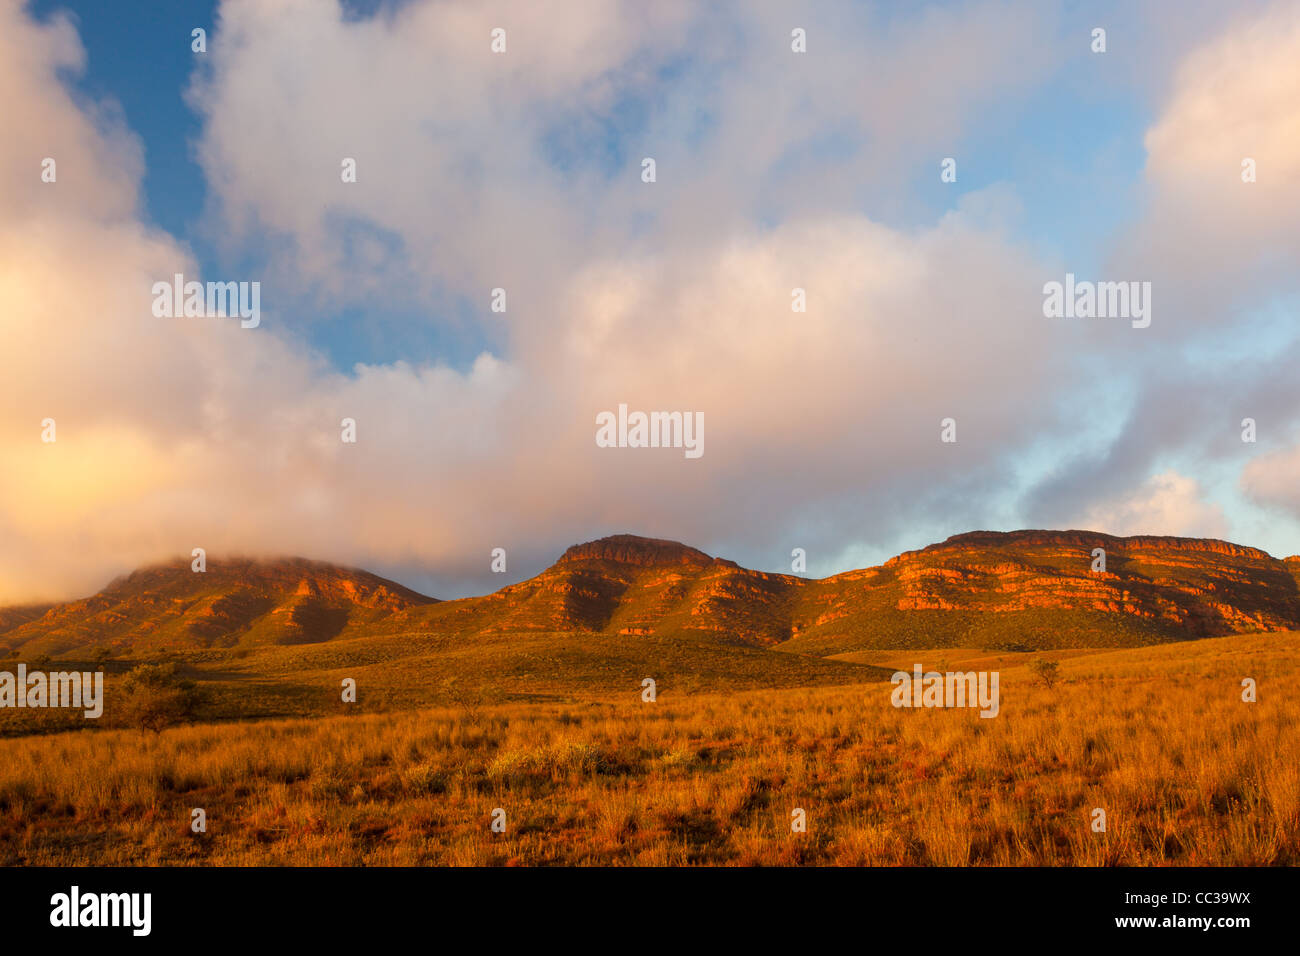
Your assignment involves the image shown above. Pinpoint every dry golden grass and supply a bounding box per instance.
[1,632,1296,865]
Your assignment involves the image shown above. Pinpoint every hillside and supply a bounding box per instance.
[0,557,436,657]
[0,604,53,637]
[784,530,1300,653]
[4,531,1300,661]
[412,535,801,645]
[415,530,1300,653]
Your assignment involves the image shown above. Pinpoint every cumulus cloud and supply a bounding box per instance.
[3,0,1299,603]
[1116,0,1300,324]
[185,0,1072,309]
[187,0,698,308]
[1072,471,1229,539]
[1242,445,1300,519]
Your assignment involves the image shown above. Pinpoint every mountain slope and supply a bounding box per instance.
[784,530,1300,653]
[0,604,54,637]
[0,557,436,657]
[4,531,1300,659]
[412,530,1300,653]
[413,535,801,645]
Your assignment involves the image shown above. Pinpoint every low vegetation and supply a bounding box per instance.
[1,632,1294,865]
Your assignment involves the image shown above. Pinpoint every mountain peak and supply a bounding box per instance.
[558,534,715,568]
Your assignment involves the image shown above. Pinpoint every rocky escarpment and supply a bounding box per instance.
[784,530,1300,653]
[420,531,1300,652]
[6,532,1299,657]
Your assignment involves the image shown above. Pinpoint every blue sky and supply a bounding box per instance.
[29,0,500,373]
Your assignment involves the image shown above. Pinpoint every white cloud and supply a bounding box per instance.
[1117,1,1300,321]
[1242,445,1300,518]
[1074,471,1229,539]
[4,0,1300,604]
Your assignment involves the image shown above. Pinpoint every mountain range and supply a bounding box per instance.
[4,530,1300,659]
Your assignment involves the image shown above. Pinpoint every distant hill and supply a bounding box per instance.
[784,530,1300,654]
[4,531,1300,659]
[0,557,435,657]
[416,530,1300,654]
[413,534,800,645]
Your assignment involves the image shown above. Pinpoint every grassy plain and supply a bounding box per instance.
[1,631,1294,865]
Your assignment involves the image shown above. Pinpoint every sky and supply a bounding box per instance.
[2,0,1300,602]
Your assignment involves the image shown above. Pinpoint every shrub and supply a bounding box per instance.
[1029,658,1060,690]
[118,663,203,733]
[401,761,449,796]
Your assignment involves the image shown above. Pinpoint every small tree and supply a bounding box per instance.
[441,677,486,723]
[118,663,203,733]
[1029,658,1060,690]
